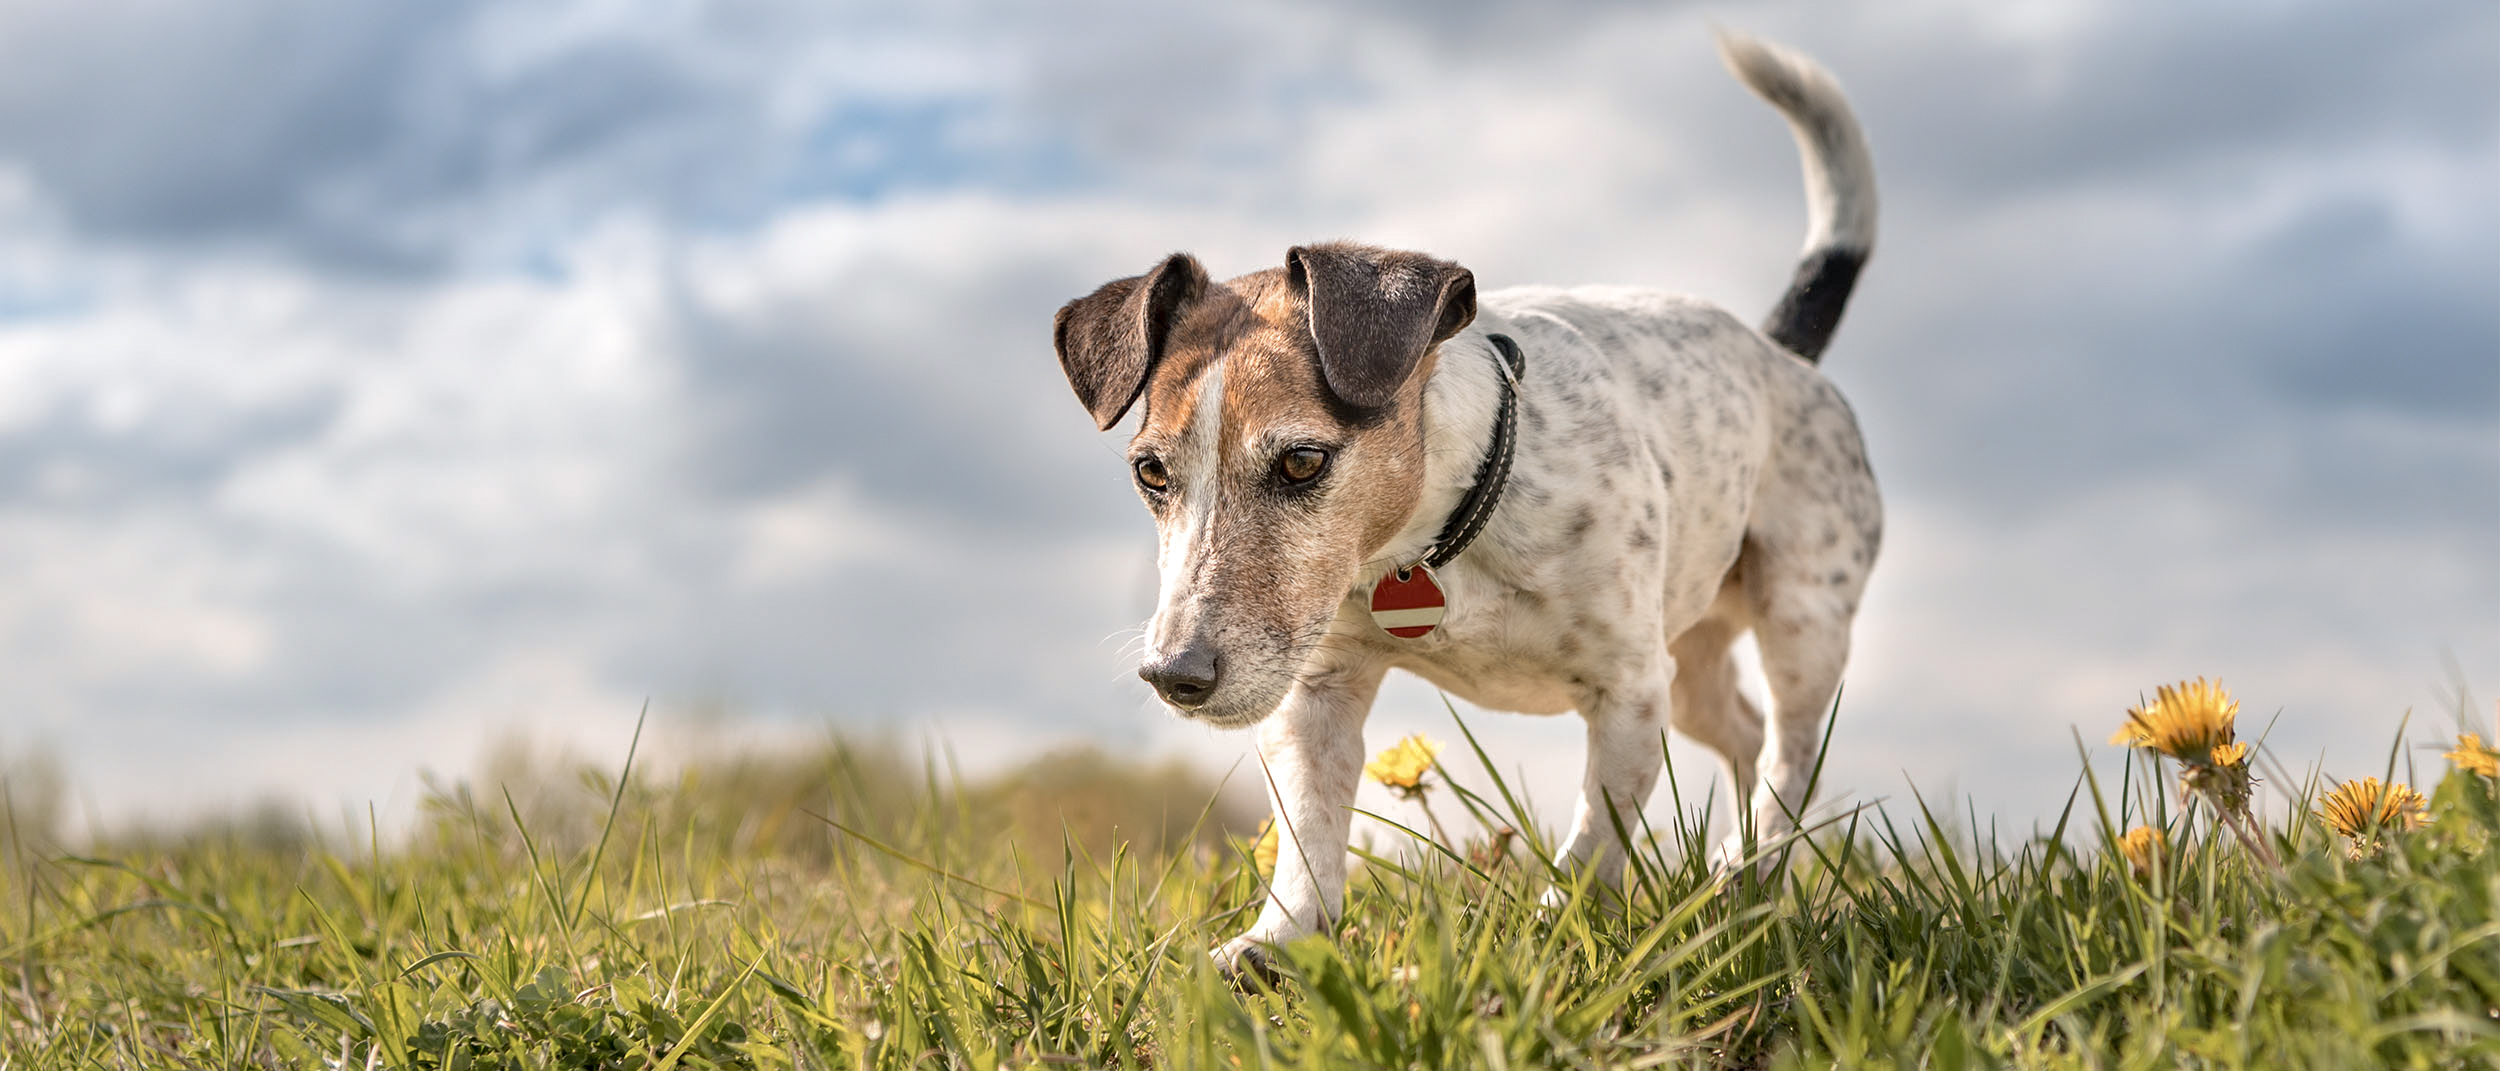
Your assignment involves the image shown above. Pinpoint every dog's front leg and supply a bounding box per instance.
[1549,675,1672,901]
[1214,666,1381,976]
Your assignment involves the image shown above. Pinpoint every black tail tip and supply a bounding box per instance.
[1763,247,1867,363]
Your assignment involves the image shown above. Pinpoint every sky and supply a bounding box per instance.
[0,0,2492,841]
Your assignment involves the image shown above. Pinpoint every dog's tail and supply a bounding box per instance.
[1717,29,1876,364]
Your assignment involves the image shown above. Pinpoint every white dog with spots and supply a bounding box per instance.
[1051,31,1881,973]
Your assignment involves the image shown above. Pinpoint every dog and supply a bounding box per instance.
[1051,30,1880,971]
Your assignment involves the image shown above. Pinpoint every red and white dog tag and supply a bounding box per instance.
[1369,566,1447,639]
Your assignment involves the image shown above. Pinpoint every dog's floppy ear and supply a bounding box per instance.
[1053,253,1209,430]
[1287,243,1477,410]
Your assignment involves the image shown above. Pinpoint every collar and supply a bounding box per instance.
[1406,333,1525,574]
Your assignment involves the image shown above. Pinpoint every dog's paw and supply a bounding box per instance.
[1211,934,1283,990]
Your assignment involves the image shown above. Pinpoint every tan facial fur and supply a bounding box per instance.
[1129,271,1433,727]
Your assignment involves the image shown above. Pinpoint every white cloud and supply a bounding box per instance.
[0,0,2490,839]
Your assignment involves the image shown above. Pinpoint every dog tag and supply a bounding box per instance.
[1370,567,1446,639]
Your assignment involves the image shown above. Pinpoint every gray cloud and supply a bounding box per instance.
[0,1,1079,271]
[665,259,1129,536]
[0,1,2490,827]
[2236,197,2498,421]
[0,0,1375,274]
[0,1,471,265]
[1824,4,2500,199]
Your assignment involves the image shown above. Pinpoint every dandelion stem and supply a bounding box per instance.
[2177,779,2280,872]
[2222,808,2281,871]
[1417,793,1451,852]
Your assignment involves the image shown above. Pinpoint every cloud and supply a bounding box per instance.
[0,196,1219,818]
[0,0,2490,831]
[0,0,1090,271]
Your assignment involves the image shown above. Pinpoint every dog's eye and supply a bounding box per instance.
[1133,456,1170,492]
[1276,446,1330,485]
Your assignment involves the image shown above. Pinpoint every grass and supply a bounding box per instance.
[2,702,2496,1069]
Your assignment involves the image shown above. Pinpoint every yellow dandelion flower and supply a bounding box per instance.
[2444,733,2499,778]
[1364,734,1444,794]
[2113,680,2257,817]
[1252,818,1279,877]
[2316,777,2428,839]
[2116,825,2166,878]
[2110,678,2240,763]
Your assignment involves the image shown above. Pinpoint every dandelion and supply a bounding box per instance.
[2444,733,2499,778]
[2317,777,2427,837]
[2316,777,2427,860]
[2111,678,2240,761]
[2116,825,2166,879]
[1251,818,1279,877]
[1364,734,1444,799]
[2112,678,2254,812]
[1365,733,1451,846]
[2113,679,2273,866]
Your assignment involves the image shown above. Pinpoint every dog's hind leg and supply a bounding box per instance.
[1667,590,1767,858]
[1731,543,1864,866]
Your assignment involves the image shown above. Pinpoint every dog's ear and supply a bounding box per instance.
[1286,243,1476,410]
[1053,253,1209,430]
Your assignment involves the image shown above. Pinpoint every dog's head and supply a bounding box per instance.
[1054,243,1476,727]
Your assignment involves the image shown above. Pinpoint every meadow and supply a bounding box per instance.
[2,687,2495,1069]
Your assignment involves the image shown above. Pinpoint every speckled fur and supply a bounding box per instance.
[1053,32,1883,971]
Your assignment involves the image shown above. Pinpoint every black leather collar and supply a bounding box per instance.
[1409,333,1525,574]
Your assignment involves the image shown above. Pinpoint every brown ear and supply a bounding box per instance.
[1052,253,1209,430]
[1286,242,1476,410]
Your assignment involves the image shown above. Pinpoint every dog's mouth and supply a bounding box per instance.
[1153,664,1295,729]
[1172,700,1275,730]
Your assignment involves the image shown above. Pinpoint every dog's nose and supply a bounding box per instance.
[1140,646,1221,709]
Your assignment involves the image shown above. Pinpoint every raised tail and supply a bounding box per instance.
[1717,29,1877,363]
